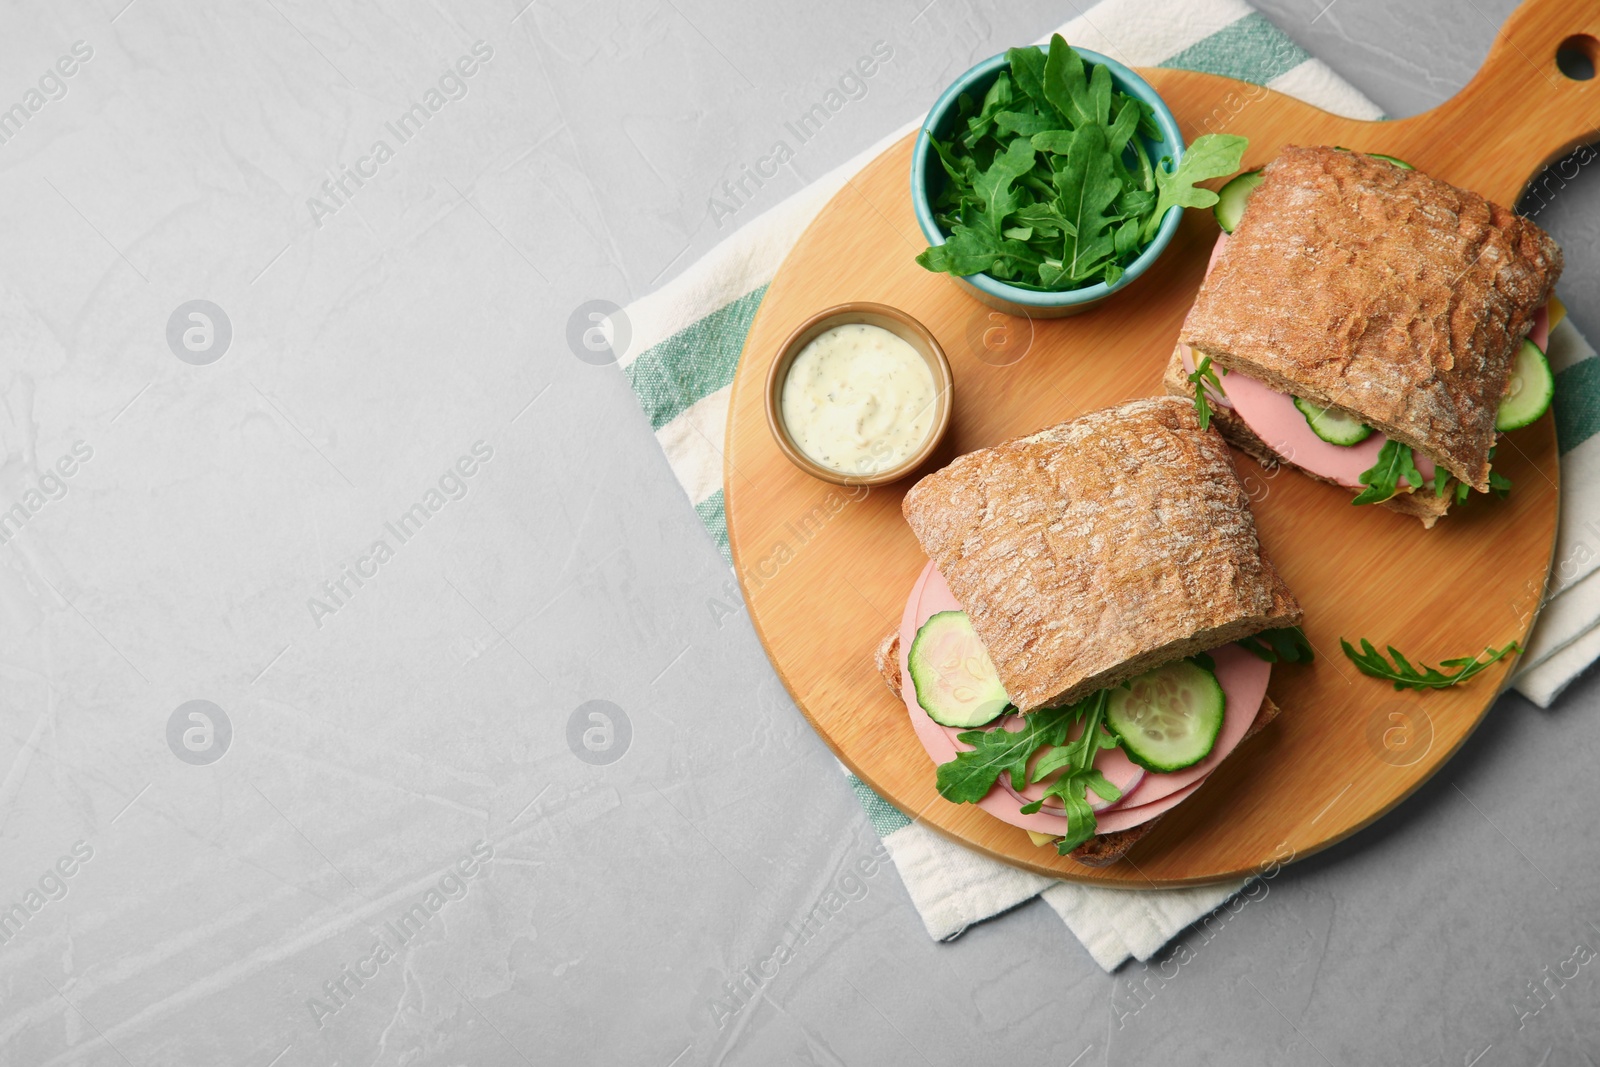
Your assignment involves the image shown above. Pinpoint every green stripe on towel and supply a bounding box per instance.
[849,773,913,837]
[1556,358,1600,455]
[625,285,768,431]
[695,489,732,564]
[1159,12,1309,84]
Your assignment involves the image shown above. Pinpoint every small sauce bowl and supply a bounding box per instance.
[765,302,953,487]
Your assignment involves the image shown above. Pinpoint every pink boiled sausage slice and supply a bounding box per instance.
[1091,777,1206,834]
[1182,232,1546,489]
[898,561,1269,838]
[898,564,1143,834]
[1104,643,1269,810]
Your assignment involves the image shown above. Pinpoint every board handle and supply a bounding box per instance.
[1407,0,1600,203]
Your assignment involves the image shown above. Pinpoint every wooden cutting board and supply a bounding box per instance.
[724,0,1600,886]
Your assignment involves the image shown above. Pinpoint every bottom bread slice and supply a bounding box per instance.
[1161,346,1450,528]
[874,630,1281,866]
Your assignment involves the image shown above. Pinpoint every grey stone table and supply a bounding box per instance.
[0,1,1595,1064]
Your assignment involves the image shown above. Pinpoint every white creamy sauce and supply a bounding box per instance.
[780,323,937,476]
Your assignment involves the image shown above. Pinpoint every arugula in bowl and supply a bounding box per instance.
[917,35,1248,292]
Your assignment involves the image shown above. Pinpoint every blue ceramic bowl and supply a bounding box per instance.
[911,46,1186,317]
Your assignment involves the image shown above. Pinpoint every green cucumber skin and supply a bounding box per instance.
[1217,155,1410,235]
[1368,153,1414,169]
[1495,339,1554,432]
[1105,660,1226,774]
[1214,170,1264,234]
[908,611,1009,729]
[1293,396,1373,446]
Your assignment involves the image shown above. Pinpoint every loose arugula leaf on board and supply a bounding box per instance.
[1237,626,1315,664]
[1339,639,1521,690]
[1352,440,1425,506]
[1143,133,1250,240]
[1186,354,1224,431]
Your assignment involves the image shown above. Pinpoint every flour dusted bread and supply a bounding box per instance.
[1179,146,1561,491]
[901,397,1301,713]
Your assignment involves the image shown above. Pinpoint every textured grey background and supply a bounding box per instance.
[0,0,1595,1064]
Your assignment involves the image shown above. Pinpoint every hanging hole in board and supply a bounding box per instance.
[1555,34,1599,81]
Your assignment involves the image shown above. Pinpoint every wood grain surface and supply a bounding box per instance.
[724,0,1600,886]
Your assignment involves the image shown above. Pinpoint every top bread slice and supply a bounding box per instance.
[901,396,1302,713]
[1179,145,1562,491]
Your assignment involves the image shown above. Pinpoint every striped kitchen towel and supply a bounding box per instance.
[616,0,1600,971]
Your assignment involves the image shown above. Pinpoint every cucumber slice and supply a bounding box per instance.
[1496,339,1554,431]
[1369,153,1414,169]
[908,611,1009,728]
[1214,169,1264,233]
[1106,660,1225,773]
[1293,396,1373,446]
[1334,147,1414,170]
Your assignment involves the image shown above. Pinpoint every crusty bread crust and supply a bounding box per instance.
[1162,346,1450,528]
[1178,146,1561,491]
[901,397,1302,713]
[872,632,1285,867]
[876,631,902,699]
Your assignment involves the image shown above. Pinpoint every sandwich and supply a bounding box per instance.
[874,397,1308,865]
[1165,145,1562,527]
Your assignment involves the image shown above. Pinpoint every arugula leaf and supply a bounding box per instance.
[917,37,1248,292]
[1030,129,1076,155]
[997,110,1058,136]
[1053,123,1120,282]
[1020,691,1123,854]
[935,705,1081,803]
[1237,626,1315,664]
[1432,465,1453,499]
[1042,34,1092,128]
[972,137,1035,236]
[934,689,1127,854]
[1339,638,1521,690]
[1488,449,1512,499]
[1105,97,1140,156]
[1352,440,1425,506]
[1186,354,1224,431]
[1088,60,1113,126]
[1004,45,1053,116]
[960,71,1015,148]
[1143,133,1249,241]
[1012,201,1069,236]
